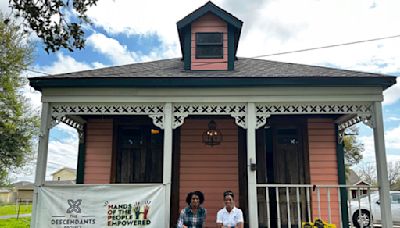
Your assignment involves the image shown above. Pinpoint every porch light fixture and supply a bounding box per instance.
[202,120,223,146]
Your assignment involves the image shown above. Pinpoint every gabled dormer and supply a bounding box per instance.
[177,1,243,71]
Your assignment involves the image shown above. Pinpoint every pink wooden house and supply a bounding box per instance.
[29,2,396,228]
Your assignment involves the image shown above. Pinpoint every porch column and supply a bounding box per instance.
[31,102,51,228]
[76,124,86,184]
[247,103,259,228]
[163,102,173,227]
[372,101,393,227]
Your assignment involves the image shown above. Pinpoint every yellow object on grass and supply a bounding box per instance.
[302,218,337,228]
[313,218,337,228]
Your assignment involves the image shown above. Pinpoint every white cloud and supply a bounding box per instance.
[36,52,107,76]
[54,123,78,140]
[21,84,42,110]
[92,61,107,69]
[32,51,109,76]
[37,53,93,75]
[383,78,400,105]
[359,135,375,162]
[230,0,400,64]
[87,33,136,65]
[387,154,400,163]
[358,124,400,165]
[87,32,177,65]
[385,125,400,149]
[388,116,400,122]
[86,0,209,48]
[46,139,78,180]
[85,0,210,60]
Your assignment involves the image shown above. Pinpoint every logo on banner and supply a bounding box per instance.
[66,199,82,213]
[106,201,152,226]
[50,199,96,227]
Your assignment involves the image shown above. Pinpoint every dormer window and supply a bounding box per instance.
[177,1,243,70]
[195,32,223,59]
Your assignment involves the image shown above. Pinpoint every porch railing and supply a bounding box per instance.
[256,184,377,228]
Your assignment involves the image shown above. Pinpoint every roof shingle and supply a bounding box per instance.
[30,58,394,79]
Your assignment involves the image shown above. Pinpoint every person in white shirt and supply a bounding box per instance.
[216,190,244,228]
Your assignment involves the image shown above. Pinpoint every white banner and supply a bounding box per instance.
[35,184,165,228]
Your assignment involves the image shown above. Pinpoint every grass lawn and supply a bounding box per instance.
[0,204,32,216]
[0,217,30,227]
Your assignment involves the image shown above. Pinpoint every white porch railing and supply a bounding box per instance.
[256,184,378,228]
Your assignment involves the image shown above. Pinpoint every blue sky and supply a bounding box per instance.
[1,0,399,181]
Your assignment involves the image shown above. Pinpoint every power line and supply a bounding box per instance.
[26,68,50,76]
[250,34,400,59]
[136,33,400,71]
[27,33,400,76]
[186,34,400,68]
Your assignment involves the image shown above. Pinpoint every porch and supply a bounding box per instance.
[30,90,394,227]
[36,183,389,227]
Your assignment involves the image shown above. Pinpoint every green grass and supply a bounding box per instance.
[0,217,30,227]
[0,204,32,216]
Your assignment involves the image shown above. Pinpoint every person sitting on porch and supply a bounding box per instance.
[216,191,244,228]
[177,191,207,228]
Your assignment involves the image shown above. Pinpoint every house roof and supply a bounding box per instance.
[354,180,370,186]
[13,181,34,190]
[45,180,75,185]
[51,167,77,176]
[0,188,11,193]
[29,58,396,91]
[347,169,371,186]
[347,169,361,185]
[177,1,243,30]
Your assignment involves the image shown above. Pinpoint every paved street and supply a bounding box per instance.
[0,214,31,219]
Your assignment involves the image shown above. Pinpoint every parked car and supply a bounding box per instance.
[350,191,400,227]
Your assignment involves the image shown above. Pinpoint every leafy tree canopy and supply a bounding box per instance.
[0,15,39,185]
[7,0,98,53]
[342,126,364,181]
[343,126,364,166]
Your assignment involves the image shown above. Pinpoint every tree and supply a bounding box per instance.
[356,161,400,189]
[388,161,400,187]
[343,126,364,177]
[7,0,98,53]
[0,15,39,185]
[357,163,377,186]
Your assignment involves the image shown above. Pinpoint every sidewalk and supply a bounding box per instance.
[0,214,31,219]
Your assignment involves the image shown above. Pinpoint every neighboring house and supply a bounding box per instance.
[51,167,76,181]
[0,182,34,204]
[12,181,34,203]
[0,176,76,204]
[0,188,13,204]
[28,2,396,228]
[347,169,371,199]
[393,183,400,191]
